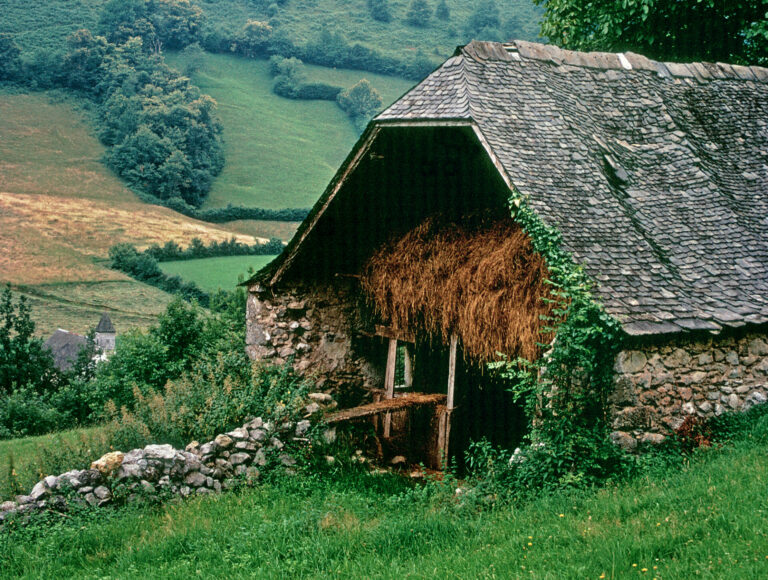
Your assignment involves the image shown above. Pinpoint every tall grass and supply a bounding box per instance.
[0,427,111,501]
[3,426,767,577]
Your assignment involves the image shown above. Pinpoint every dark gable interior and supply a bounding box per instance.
[280,125,511,283]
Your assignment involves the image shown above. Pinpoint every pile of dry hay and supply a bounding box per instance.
[361,214,554,362]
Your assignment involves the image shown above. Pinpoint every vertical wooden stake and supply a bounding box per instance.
[441,333,458,467]
[403,344,413,389]
[383,337,397,438]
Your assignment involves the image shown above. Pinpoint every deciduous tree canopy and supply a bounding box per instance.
[536,0,768,64]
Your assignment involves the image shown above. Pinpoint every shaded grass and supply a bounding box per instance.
[0,426,111,502]
[159,255,277,292]
[164,52,414,210]
[2,438,767,578]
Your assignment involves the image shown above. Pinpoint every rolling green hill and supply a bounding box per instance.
[165,51,414,209]
[0,90,265,336]
[1,0,542,60]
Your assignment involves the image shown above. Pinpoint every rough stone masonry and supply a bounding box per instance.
[610,331,768,450]
[0,394,337,523]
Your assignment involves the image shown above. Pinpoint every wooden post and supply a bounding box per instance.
[403,344,413,388]
[383,337,397,438]
[439,333,458,467]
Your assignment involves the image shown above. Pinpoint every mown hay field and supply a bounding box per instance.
[0,92,265,333]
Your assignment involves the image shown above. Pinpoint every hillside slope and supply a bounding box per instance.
[1,0,542,59]
[165,51,414,210]
[0,91,265,335]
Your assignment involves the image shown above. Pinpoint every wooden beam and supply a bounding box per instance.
[383,337,397,438]
[375,325,415,343]
[324,393,447,424]
[439,333,458,467]
[447,333,457,411]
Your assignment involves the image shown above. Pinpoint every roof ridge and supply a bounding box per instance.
[459,40,768,84]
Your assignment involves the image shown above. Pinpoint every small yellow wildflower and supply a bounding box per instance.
[559,513,564,517]
[632,564,638,568]
[527,542,532,546]
[641,568,648,572]
[599,574,605,579]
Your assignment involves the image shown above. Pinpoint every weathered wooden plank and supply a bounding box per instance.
[403,344,413,388]
[383,337,397,437]
[440,333,458,466]
[324,393,447,423]
[375,325,415,343]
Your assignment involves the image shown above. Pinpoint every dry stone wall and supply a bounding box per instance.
[0,409,333,523]
[246,282,381,401]
[610,330,768,450]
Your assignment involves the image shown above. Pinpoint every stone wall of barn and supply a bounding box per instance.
[610,330,768,450]
[246,281,382,403]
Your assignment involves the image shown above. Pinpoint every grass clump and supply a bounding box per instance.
[2,415,767,578]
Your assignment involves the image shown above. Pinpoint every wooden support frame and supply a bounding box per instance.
[437,333,458,468]
[382,337,397,438]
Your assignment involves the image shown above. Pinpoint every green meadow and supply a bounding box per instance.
[2,435,767,578]
[165,51,414,210]
[159,255,277,292]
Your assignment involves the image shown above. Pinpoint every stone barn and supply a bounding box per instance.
[245,40,768,461]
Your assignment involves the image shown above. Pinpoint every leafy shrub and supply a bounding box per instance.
[406,0,432,27]
[708,401,768,442]
[0,388,69,440]
[336,79,383,130]
[105,356,311,449]
[368,0,392,23]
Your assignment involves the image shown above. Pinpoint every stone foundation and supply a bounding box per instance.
[246,281,382,402]
[611,330,768,448]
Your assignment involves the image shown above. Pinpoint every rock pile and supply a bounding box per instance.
[0,414,321,522]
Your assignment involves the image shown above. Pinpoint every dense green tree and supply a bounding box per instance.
[368,0,393,23]
[98,0,203,52]
[534,0,768,63]
[464,0,501,39]
[233,20,273,58]
[0,286,58,395]
[436,0,451,21]
[337,79,383,130]
[0,34,22,82]
[406,0,432,27]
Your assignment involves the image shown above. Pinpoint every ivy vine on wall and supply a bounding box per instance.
[489,191,628,489]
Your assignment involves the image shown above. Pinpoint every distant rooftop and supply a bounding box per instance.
[95,312,115,333]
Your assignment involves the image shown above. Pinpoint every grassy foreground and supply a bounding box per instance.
[2,437,767,578]
[159,255,276,292]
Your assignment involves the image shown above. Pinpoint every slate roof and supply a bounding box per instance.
[376,40,768,336]
[44,329,87,372]
[255,40,768,338]
[95,312,115,333]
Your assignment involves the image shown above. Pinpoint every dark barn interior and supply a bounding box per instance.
[276,125,543,468]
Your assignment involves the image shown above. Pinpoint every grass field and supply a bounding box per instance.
[0,91,267,334]
[0,426,111,502]
[2,436,767,578]
[165,51,414,210]
[159,255,277,292]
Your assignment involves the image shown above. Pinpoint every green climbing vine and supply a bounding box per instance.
[489,192,629,489]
